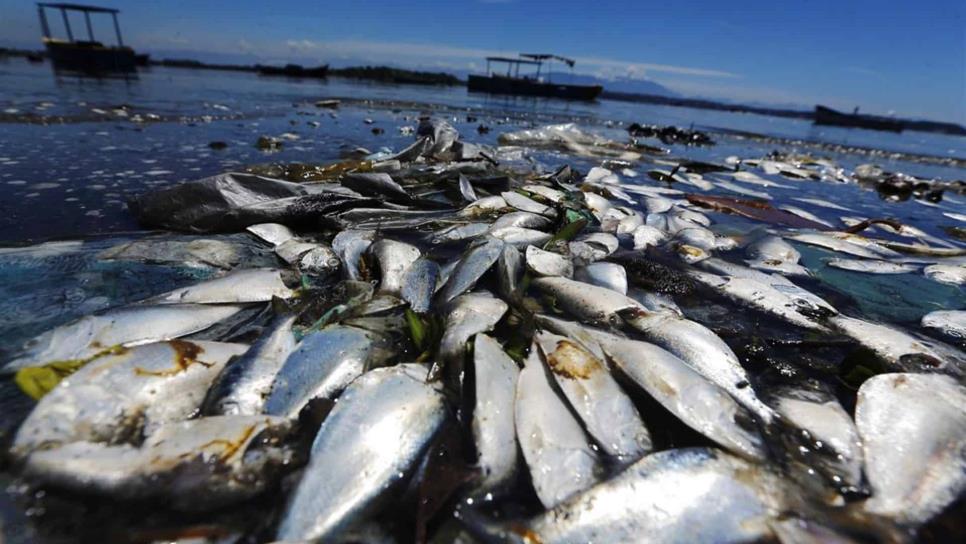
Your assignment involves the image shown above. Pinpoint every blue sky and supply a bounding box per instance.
[2,0,963,120]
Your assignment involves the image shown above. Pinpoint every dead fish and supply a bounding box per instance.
[745,235,810,277]
[332,229,375,280]
[533,314,608,360]
[794,197,853,212]
[297,244,342,277]
[525,246,573,278]
[491,211,554,231]
[438,292,508,367]
[779,205,835,228]
[276,364,446,542]
[770,387,864,491]
[342,172,412,201]
[715,180,772,200]
[153,268,296,304]
[430,223,490,245]
[514,346,601,508]
[788,233,898,260]
[601,336,765,460]
[98,238,242,270]
[3,304,243,374]
[856,373,966,525]
[574,262,627,294]
[369,239,421,295]
[829,315,965,375]
[730,170,794,189]
[532,276,639,326]
[437,236,505,303]
[246,222,296,246]
[401,258,440,313]
[535,332,651,465]
[524,184,567,203]
[275,239,320,264]
[582,191,613,218]
[924,263,966,286]
[460,195,508,218]
[827,259,919,274]
[570,232,620,263]
[22,415,292,508]
[202,315,298,416]
[691,261,834,331]
[496,244,523,298]
[263,326,394,419]
[619,307,777,424]
[471,334,520,494]
[632,225,668,250]
[501,191,555,217]
[458,174,478,202]
[921,310,966,342]
[490,226,553,248]
[484,448,787,543]
[13,340,248,456]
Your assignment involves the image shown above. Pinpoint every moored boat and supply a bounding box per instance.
[468,54,602,101]
[814,105,904,133]
[37,3,140,74]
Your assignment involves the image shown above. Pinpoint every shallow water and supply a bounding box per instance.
[1,58,963,243]
[0,56,965,543]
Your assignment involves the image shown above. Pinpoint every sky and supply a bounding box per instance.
[1,0,963,121]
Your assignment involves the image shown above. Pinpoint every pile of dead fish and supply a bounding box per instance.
[2,116,965,543]
[627,122,715,146]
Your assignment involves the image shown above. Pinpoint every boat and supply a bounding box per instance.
[37,3,139,74]
[256,63,329,78]
[467,54,602,101]
[814,105,904,133]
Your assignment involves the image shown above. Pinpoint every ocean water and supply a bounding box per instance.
[0,58,963,243]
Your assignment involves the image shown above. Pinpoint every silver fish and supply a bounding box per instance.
[491,211,554,231]
[13,340,248,456]
[263,326,394,419]
[401,258,440,313]
[498,448,787,543]
[535,332,651,465]
[495,244,523,298]
[631,225,668,250]
[3,303,243,374]
[715,179,772,200]
[332,229,376,280]
[771,387,864,490]
[532,276,639,326]
[779,205,835,228]
[297,244,342,277]
[430,223,490,245]
[924,263,966,286]
[246,222,296,246]
[437,236,504,303]
[601,336,765,460]
[525,245,573,278]
[620,307,777,424]
[922,310,966,342]
[788,232,899,260]
[471,334,520,494]
[489,226,553,248]
[23,416,292,508]
[574,262,627,294]
[275,239,320,264]
[533,314,609,360]
[460,195,507,218]
[827,258,918,274]
[202,315,298,416]
[856,373,966,525]
[458,174,478,202]
[514,346,600,508]
[342,172,411,201]
[829,315,965,375]
[501,191,554,217]
[276,364,446,542]
[369,239,421,295]
[522,184,566,203]
[794,197,853,212]
[745,235,810,276]
[153,268,296,304]
[438,292,508,366]
[98,238,242,270]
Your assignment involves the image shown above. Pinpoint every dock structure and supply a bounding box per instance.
[469,53,602,101]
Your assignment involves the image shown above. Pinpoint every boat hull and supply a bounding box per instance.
[814,105,903,133]
[45,41,137,73]
[256,64,329,78]
[468,74,602,101]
